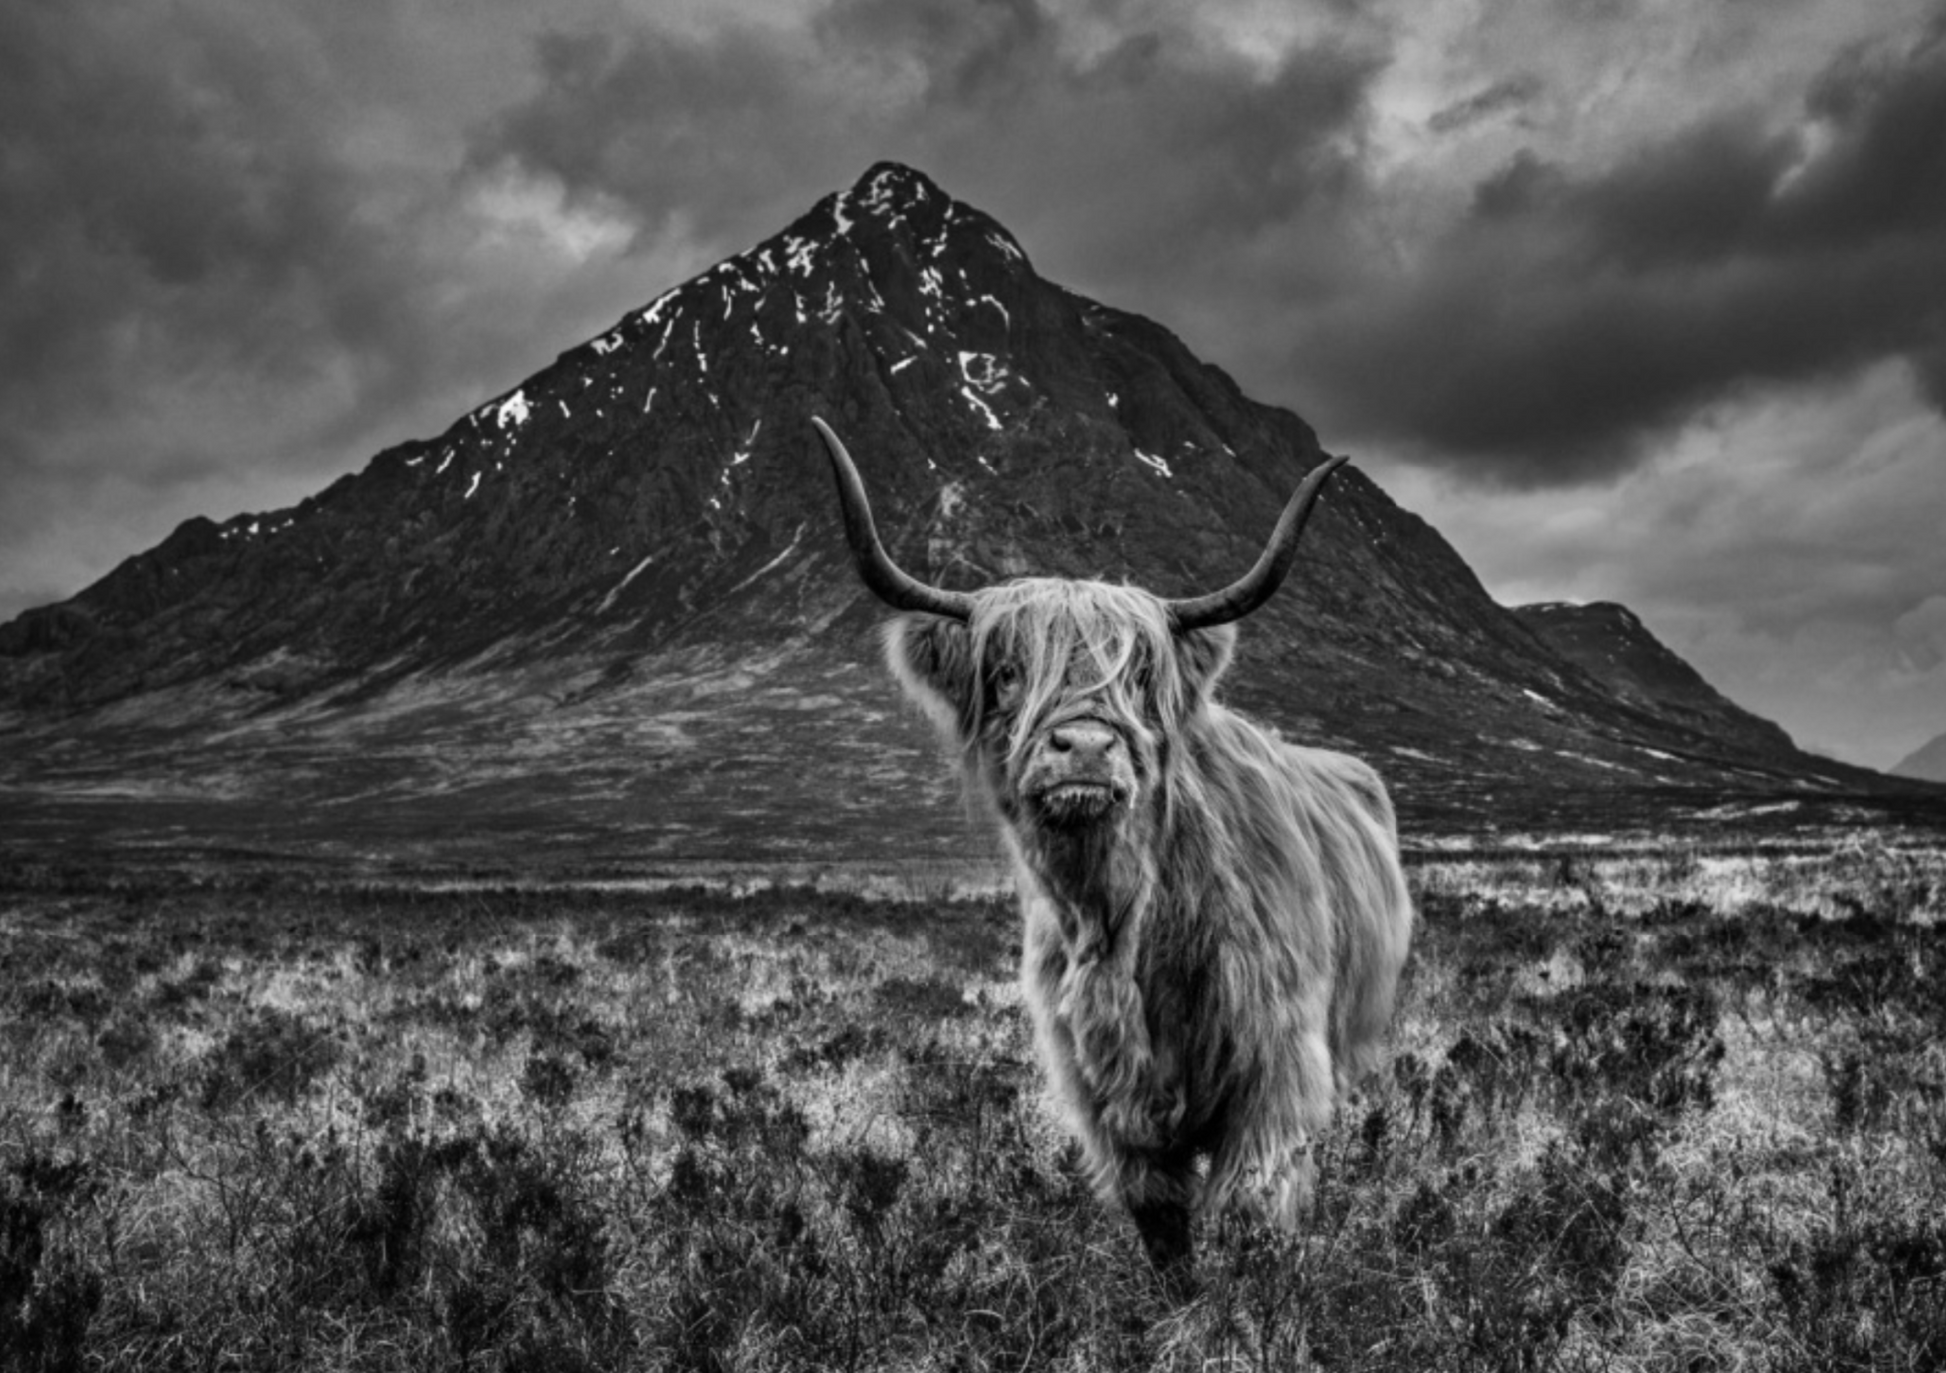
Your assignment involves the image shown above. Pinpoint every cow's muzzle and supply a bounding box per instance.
[1023,719,1135,826]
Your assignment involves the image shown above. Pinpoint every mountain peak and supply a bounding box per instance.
[1513,600,1794,755]
[848,162,946,213]
[772,163,1033,281]
[5,161,1916,844]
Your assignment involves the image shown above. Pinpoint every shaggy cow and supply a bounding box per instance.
[812,418,1413,1279]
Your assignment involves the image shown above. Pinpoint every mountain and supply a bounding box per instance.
[1511,602,1795,756]
[1892,732,1946,784]
[1,163,1934,867]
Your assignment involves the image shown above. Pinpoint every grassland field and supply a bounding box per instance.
[1,835,1943,1371]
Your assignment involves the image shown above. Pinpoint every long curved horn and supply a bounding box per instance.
[1166,454,1350,632]
[812,418,975,622]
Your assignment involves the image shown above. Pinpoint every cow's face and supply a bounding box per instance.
[811,413,1340,839]
[888,579,1235,833]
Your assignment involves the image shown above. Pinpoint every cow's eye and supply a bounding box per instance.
[991,662,1023,705]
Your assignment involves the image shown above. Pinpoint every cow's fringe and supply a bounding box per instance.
[964,579,1182,777]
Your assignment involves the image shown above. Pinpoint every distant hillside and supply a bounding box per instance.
[1892,732,1946,783]
[1512,601,1796,757]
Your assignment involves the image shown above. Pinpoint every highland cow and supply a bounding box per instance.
[812,418,1413,1280]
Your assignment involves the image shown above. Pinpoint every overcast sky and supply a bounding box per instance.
[3,0,1943,768]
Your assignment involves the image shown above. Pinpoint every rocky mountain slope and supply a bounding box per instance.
[1,163,1931,865]
[1512,601,1795,756]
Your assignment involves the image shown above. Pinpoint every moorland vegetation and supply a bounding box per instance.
[1,839,1942,1371]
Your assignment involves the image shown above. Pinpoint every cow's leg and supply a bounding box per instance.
[1196,1043,1331,1260]
[1131,1196,1192,1267]
[1206,1123,1320,1234]
[1060,956,1186,1151]
[1241,1145,1317,1231]
[1119,1150,1200,1297]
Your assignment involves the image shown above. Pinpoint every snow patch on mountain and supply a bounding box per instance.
[494,391,530,430]
[961,387,1001,431]
[597,553,655,614]
[725,524,807,597]
[1556,750,1629,772]
[640,290,678,325]
[957,352,1007,391]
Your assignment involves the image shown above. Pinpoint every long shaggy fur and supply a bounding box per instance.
[886,578,1413,1263]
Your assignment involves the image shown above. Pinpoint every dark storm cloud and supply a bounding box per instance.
[466,23,831,250]
[473,4,1946,490]
[0,0,485,571]
[0,7,389,420]
[1295,22,1946,482]
[0,0,645,617]
[1427,72,1543,134]
[470,0,1383,308]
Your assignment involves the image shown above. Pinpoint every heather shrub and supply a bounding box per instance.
[0,844,1940,1369]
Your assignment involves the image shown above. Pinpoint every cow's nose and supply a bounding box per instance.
[1047,721,1119,762]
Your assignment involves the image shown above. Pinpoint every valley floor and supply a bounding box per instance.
[1,839,1942,1370]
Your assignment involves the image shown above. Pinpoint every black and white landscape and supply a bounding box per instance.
[4,165,1940,876]
[3,8,1945,1364]
[2,160,1943,1370]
